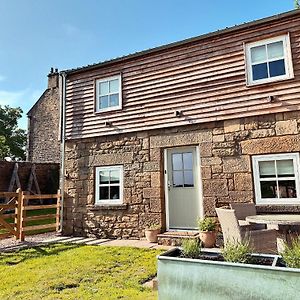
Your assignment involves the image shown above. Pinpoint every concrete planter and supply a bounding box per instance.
[145,229,160,243]
[157,248,300,300]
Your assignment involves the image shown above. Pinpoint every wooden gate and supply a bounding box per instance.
[0,190,21,239]
[0,189,61,241]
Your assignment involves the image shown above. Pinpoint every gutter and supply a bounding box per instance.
[59,71,67,232]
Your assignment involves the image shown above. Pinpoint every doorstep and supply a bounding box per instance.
[157,231,199,246]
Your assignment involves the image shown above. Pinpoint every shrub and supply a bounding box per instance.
[181,238,201,259]
[222,240,252,263]
[281,237,300,268]
[197,217,217,232]
[145,224,161,230]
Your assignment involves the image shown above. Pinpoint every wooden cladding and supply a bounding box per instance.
[65,14,300,140]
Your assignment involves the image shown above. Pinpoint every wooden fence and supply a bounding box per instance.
[0,189,61,241]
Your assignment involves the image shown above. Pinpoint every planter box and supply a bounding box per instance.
[157,248,300,300]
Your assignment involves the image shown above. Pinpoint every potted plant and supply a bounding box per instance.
[197,217,217,248]
[145,224,161,243]
[157,238,300,299]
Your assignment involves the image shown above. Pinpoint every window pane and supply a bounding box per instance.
[269,59,286,77]
[110,170,120,184]
[109,79,119,93]
[109,94,119,107]
[277,180,297,198]
[184,170,194,187]
[267,41,284,59]
[260,181,277,198]
[100,171,109,184]
[173,171,183,187]
[183,152,193,170]
[100,186,109,200]
[277,159,294,177]
[252,63,268,80]
[172,154,183,171]
[110,186,120,200]
[99,81,109,95]
[259,161,276,178]
[251,45,267,63]
[99,96,109,109]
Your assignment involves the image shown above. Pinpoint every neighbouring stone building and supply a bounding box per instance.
[27,69,60,163]
[31,10,300,241]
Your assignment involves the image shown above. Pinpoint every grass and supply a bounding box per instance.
[0,243,162,299]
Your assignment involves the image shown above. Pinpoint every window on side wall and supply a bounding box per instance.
[95,166,123,205]
[95,75,121,112]
[245,34,294,85]
[252,153,300,205]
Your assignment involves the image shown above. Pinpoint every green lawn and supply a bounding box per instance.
[0,243,161,300]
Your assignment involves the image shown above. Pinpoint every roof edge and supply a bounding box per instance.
[63,9,300,75]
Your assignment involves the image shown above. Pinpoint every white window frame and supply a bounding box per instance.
[95,165,123,205]
[245,34,294,86]
[252,153,300,205]
[95,75,122,113]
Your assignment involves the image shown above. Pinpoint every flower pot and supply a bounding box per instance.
[199,231,216,248]
[145,229,160,243]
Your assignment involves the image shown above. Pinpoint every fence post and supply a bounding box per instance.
[15,188,22,240]
[56,189,61,232]
[19,190,25,241]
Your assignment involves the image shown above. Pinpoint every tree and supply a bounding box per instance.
[0,105,26,160]
[295,0,300,9]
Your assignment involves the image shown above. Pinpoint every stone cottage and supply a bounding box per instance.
[32,10,300,242]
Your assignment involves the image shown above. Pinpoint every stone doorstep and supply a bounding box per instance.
[157,231,199,246]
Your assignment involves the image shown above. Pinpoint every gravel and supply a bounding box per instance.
[0,232,61,252]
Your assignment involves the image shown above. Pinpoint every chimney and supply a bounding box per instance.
[47,67,59,89]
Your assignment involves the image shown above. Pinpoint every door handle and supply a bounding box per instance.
[168,181,171,191]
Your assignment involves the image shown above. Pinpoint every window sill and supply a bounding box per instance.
[87,204,128,211]
[246,74,294,87]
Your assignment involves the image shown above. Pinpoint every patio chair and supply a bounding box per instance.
[216,207,277,254]
[229,202,266,229]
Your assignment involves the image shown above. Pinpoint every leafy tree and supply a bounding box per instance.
[0,105,26,160]
[295,0,300,9]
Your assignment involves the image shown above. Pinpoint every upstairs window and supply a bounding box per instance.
[252,153,300,205]
[245,35,294,85]
[96,75,121,112]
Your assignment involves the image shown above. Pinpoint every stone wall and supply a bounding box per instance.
[27,71,60,163]
[63,111,300,239]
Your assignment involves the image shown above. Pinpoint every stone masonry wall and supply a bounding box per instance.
[63,111,300,239]
[27,72,60,163]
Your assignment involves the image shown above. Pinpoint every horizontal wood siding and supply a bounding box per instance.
[65,14,300,140]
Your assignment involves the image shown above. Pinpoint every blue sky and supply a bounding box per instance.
[0,0,294,129]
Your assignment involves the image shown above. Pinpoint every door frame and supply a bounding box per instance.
[163,145,203,231]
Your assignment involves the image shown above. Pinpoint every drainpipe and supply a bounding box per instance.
[59,71,67,232]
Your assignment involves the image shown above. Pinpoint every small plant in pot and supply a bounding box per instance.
[197,217,217,248]
[145,224,161,243]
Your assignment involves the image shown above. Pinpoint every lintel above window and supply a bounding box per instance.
[245,34,294,86]
[95,75,122,112]
[252,153,300,205]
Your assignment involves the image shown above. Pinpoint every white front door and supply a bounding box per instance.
[164,146,202,230]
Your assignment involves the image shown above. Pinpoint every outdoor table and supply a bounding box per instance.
[246,214,300,251]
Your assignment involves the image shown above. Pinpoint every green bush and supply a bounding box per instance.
[281,237,300,268]
[222,240,252,263]
[181,238,201,259]
[197,217,217,232]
